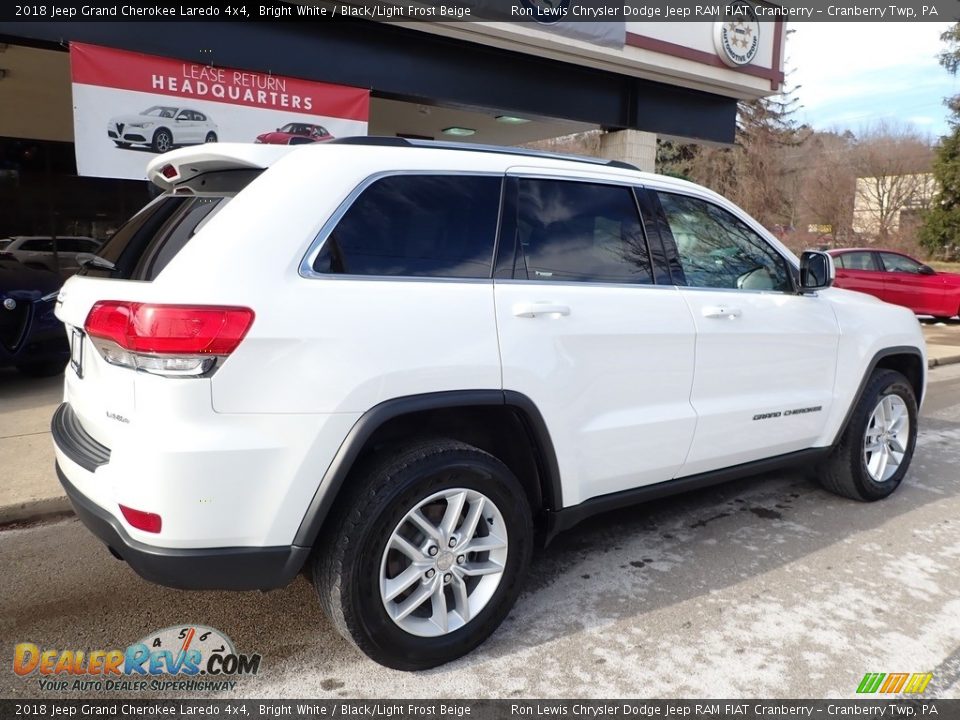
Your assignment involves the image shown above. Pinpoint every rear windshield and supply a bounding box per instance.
[80,169,258,281]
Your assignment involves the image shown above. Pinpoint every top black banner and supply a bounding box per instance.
[0,0,957,22]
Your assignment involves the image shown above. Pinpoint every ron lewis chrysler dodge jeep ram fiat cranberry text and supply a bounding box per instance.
[51,138,926,670]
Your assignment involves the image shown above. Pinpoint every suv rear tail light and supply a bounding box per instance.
[84,302,254,377]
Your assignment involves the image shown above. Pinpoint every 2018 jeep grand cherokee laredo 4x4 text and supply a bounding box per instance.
[51,138,926,670]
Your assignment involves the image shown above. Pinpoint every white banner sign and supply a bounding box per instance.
[70,42,370,180]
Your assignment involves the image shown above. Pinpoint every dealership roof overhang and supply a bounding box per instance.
[0,15,784,145]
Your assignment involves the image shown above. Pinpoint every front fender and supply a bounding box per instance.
[815,288,926,447]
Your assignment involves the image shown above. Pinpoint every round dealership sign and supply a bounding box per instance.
[714,1,760,67]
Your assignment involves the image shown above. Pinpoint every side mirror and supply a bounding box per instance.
[919,264,936,275]
[799,250,835,292]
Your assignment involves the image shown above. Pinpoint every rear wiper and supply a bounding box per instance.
[76,253,116,271]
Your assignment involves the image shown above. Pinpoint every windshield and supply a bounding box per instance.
[142,106,178,118]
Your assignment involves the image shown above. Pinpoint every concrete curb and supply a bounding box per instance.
[930,355,960,369]
[0,496,73,527]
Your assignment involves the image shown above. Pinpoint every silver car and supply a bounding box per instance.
[0,236,102,276]
[106,105,218,153]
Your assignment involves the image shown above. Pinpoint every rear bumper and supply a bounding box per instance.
[55,463,310,591]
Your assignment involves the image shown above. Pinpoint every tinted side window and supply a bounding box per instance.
[513,179,652,284]
[657,192,791,292]
[313,175,501,278]
[840,251,877,271]
[22,239,53,252]
[880,252,923,273]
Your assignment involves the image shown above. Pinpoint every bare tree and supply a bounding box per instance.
[796,130,858,242]
[850,123,935,240]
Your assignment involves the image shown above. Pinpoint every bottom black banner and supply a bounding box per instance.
[0,699,954,720]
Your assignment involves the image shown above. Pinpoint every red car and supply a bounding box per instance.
[255,123,333,145]
[828,248,960,320]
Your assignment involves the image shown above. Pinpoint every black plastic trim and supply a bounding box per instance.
[638,187,688,286]
[544,447,832,542]
[57,463,309,591]
[291,390,564,548]
[830,345,926,446]
[51,403,111,472]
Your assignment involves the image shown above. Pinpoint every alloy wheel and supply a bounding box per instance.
[379,487,508,638]
[863,394,909,482]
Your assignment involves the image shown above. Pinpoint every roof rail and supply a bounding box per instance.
[327,136,640,171]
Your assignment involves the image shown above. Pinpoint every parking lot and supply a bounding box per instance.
[2,324,960,699]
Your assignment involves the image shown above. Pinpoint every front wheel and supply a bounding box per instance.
[151,129,173,153]
[314,439,532,670]
[816,369,918,501]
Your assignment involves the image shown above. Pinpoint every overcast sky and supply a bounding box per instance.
[785,22,956,140]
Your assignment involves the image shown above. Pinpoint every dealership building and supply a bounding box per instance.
[0,12,785,239]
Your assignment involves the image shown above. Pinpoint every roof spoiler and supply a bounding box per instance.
[146,143,295,191]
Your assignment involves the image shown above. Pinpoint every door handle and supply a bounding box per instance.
[512,302,571,318]
[702,305,741,319]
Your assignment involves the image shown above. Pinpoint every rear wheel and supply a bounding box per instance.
[816,369,917,501]
[314,439,532,670]
[204,132,218,143]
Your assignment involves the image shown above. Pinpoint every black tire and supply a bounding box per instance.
[314,438,532,670]
[932,316,954,323]
[113,141,131,148]
[151,128,173,153]
[16,360,67,378]
[816,369,917,501]
[204,132,218,143]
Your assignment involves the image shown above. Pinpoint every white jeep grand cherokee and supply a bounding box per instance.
[52,138,926,670]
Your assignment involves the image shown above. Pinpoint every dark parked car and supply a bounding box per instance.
[0,259,68,376]
[828,249,960,320]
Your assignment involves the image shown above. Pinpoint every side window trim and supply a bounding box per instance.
[651,189,798,294]
[492,176,518,280]
[636,187,686,286]
[299,170,505,282]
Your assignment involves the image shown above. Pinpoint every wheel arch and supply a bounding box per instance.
[152,126,173,145]
[831,346,925,446]
[292,390,562,549]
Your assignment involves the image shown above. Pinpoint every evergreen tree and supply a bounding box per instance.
[920,24,960,259]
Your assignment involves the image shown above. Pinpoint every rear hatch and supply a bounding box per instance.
[55,144,290,451]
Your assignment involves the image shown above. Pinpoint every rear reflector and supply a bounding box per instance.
[85,302,254,355]
[119,504,162,533]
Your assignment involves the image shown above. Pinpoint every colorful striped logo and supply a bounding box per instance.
[857,672,933,694]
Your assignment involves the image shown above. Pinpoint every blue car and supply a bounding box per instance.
[0,258,68,376]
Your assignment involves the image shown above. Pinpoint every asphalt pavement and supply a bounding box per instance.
[3,365,960,699]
